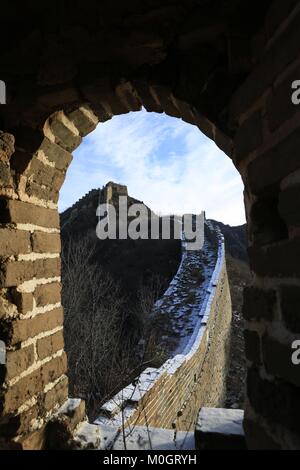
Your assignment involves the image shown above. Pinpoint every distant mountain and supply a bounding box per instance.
[209,220,248,262]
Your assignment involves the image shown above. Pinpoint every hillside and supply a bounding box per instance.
[209,219,248,262]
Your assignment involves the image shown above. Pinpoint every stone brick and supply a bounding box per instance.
[43,376,68,411]
[34,282,61,308]
[149,86,180,118]
[131,80,163,113]
[39,138,73,171]
[0,162,13,187]
[0,257,61,288]
[11,290,34,314]
[48,113,82,152]
[243,287,276,322]
[37,87,79,109]
[37,330,64,360]
[67,106,98,137]
[6,345,35,380]
[250,195,287,246]
[249,238,300,278]
[280,285,300,333]
[244,330,261,365]
[0,404,39,438]
[27,158,63,188]
[1,307,63,346]
[234,110,263,163]
[262,334,300,388]
[2,353,67,413]
[31,232,61,254]
[230,10,300,119]
[18,426,46,450]
[248,127,300,195]
[278,185,300,227]
[0,132,15,159]
[247,366,300,434]
[25,179,62,204]
[58,398,86,432]
[115,82,142,112]
[267,63,300,132]
[0,229,31,256]
[81,78,129,116]
[0,199,59,229]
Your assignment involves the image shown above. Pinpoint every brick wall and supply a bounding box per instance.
[96,232,232,433]
[230,1,300,449]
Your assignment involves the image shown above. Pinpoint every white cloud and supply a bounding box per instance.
[59,109,245,226]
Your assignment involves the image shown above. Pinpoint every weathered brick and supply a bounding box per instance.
[0,307,63,345]
[267,63,300,132]
[247,366,300,434]
[243,287,276,322]
[131,80,163,113]
[280,285,300,333]
[11,290,34,314]
[230,10,300,119]
[248,128,300,195]
[0,162,13,187]
[48,113,82,152]
[82,78,128,116]
[0,199,59,229]
[278,185,300,227]
[244,330,261,365]
[34,283,61,308]
[37,330,64,360]
[262,334,300,388]
[32,232,61,254]
[39,138,73,171]
[2,353,67,413]
[24,180,61,204]
[43,376,68,411]
[26,158,63,188]
[67,106,98,137]
[0,405,39,438]
[18,426,46,450]
[6,345,35,380]
[0,257,61,287]
[234,111,263,163]
[249,238,300,278]
[0,229,31,256]
[250,195,287,246]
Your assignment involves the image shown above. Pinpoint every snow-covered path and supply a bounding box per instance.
[152,224,218,356]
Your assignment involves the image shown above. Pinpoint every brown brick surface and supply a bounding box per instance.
[37,330,64,360]
[0,257,61,287]
[6,345,35,380]
[32,232,61,254]
[34,283,61,308]
[0,229,31,256]
[1,307,63,345]
[0,199,59,228]
[3,353,67,413]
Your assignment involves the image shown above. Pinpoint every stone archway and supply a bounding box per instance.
[0,0,300,450]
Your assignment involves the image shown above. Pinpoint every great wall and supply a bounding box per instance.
[94,219,232,447]
[0,0,300,450]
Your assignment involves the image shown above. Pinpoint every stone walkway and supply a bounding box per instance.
[152,226,218,356]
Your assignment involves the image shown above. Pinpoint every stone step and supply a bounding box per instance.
[195,408,246,450]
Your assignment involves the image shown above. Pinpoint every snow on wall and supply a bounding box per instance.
[95,223,230,440]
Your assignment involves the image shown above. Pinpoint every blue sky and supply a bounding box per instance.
[59,108,245,226]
